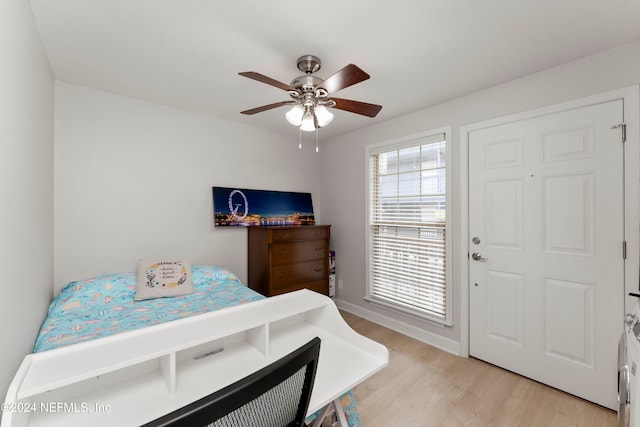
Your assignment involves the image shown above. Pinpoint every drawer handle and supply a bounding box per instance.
[314,247,323,251]
[314,267,322,272]
[278,251,289,256]
[279,233,289,239]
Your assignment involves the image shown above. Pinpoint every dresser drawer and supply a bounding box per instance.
[271,259,328,290]
[271,227,329,243]
[269,280,329,296]
[271,240,328,265]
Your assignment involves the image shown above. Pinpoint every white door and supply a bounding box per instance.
[469,100,624,409]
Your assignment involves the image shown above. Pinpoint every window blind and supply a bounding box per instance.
[367,133,449,323]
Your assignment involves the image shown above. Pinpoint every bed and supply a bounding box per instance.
[17,264,362,427]
[33,265,263,353]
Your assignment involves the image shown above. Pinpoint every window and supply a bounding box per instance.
[366,129,451,325]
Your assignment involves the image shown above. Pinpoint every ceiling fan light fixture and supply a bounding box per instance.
[300,109,316,132]
[285,104,304,126]
[314,105,334,127]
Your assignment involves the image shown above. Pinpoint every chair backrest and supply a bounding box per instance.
[142,337,321,427]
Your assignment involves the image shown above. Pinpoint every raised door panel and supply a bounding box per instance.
[484,270,524,346]
[485,179,523,250]
[543,277,595,367]
[543,173,594,256]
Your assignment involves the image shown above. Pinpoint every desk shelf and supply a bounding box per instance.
[2,290,388,427]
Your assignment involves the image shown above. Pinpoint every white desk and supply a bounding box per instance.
[1,290,389,427]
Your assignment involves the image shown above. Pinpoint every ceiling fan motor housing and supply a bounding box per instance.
[290,74,322,92]
[290,55,323,92]
[297,55,321,74]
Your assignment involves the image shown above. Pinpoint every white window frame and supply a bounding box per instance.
[365,127,453,326]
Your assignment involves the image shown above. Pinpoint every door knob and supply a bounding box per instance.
[472,252,488,261]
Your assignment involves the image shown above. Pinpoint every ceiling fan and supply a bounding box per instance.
[239,55,382,132]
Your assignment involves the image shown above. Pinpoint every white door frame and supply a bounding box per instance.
[458,85,640,358]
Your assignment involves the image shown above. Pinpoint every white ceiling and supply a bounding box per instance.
[29,0,640,139]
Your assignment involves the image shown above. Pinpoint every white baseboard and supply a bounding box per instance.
[335,299,462,356]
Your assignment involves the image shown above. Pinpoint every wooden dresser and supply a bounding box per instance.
[248,225,331,296]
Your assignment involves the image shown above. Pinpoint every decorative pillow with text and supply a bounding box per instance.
[135,259,194,300]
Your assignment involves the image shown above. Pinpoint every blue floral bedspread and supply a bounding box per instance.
[33,265,265,353]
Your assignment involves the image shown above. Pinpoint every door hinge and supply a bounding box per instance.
[623,240,627,259]
[612,123,627,143]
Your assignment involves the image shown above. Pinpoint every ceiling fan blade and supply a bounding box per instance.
[238,71,298,92]
[240,101,292,115]
[317,64,370,94]
[331,98,382,118]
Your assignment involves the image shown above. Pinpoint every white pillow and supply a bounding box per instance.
[135,259,194,301]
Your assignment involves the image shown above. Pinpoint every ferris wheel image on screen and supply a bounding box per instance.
[228,190,249,220]
[212,187,315,227]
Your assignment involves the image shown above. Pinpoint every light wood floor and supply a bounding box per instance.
[341,311,617,427]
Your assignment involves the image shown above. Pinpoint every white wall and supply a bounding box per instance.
[54,82,322,293]
[0,0,54,399]
[319,40,640,353]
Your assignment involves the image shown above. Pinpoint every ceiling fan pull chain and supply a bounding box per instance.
[298,127,302,149]
[315,128,319,152]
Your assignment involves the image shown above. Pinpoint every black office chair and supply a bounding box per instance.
[142,337,321,427]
